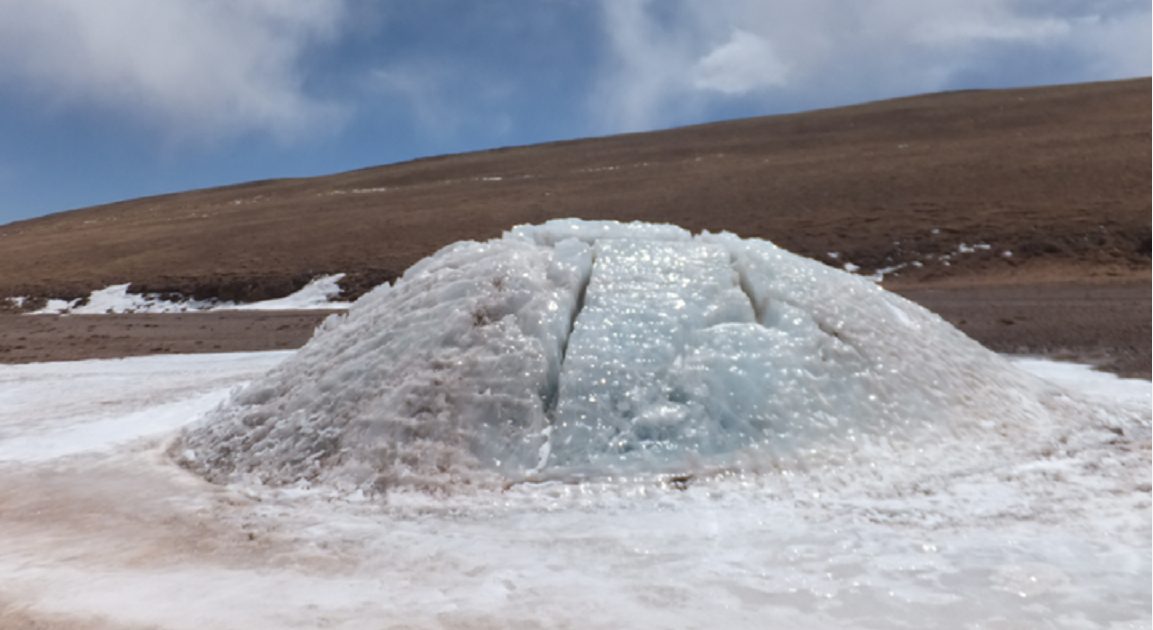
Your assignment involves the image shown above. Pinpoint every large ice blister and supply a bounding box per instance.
[176,219,1052,493]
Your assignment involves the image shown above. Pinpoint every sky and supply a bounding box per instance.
[0,0,1148,226]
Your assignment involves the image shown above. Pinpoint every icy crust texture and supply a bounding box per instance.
[177,219,1052,492]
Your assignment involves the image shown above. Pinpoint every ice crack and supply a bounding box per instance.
[546,252,593,414]
[732,257,768,326]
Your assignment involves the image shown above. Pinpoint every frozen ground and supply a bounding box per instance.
[0,350,1148,629]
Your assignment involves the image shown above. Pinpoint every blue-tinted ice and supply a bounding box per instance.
[177,219,1052,492]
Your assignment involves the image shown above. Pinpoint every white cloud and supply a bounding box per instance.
[1064,11,1153,80]
[691,29,789,95]
[0,0,348,143]
[591,0,1151,133]
[591,0,702,132]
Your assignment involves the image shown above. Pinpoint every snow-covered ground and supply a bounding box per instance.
[0,351,1147,629]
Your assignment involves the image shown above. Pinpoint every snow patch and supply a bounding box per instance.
[27,274,350,315]
[219,274,348,311]
[0,352,291,462]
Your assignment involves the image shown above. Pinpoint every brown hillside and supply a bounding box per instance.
[0,78,1148,303]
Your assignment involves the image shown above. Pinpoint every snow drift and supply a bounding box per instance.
[175,220,1055,493]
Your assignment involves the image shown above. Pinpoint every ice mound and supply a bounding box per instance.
[175,219,1054,493]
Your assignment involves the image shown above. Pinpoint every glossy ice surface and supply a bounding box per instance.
[179,220,1070,492]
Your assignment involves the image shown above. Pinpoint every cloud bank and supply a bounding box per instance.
[0,0,1146,153]
[0,0,347,143]
[592,0,1151,132]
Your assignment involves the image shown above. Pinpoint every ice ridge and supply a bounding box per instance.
[175,219,1055,494]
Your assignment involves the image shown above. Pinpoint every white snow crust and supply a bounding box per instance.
[28,274,349,314]
[177,220,1072,494]
[221,273,349,311]
[0,352,292,462]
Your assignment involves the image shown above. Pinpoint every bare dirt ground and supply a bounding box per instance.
[0,78,1148,376]
[899,282,1150,378]
[0,310,339,363]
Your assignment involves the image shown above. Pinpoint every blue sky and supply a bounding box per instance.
[0,0,1148,225]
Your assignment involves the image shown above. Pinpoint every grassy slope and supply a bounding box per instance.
[0,78,1148,303]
